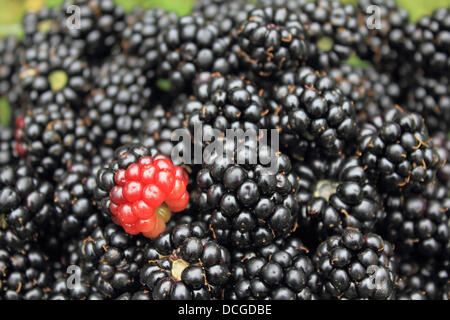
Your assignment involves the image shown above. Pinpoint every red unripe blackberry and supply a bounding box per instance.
[95,144,190,239]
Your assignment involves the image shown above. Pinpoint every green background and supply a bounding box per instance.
[0,0,449,127]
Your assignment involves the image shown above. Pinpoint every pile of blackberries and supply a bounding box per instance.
[0,0,448,300]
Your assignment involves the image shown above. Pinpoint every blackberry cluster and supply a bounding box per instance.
[120,8,178,79]
[194,148,300,249]
[183,74,266,142]
[380,182,449,257]
[397,257,449,300]
[358,108,442,192]
[328,64,401,121]
[76,223,149,299]
[20,103,94,180]
[0,163,54,247]
[0,243,52,300]
[228,237,322,300]
[87,54,151,148]
[294,156,384,245]
[236,6,311,77]
[62,0,126,58]
[17,42,91,109]
[0,0,448,301]
[140,222,231,300]
[313,229,397,300]
[356,0,410,73]
[0,37,20,97]
[272,67,358,158]
[404,73,450,133]
[157,14,238,92]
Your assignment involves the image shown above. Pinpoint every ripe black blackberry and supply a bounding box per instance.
[62,0,126,58]
[272,67,358,158]
[0,243,52,300]
[87,54,152,148]
[17,42,91,109]
[0,126,15,167]
[380,182,449,258]
[77,223,149,299]
[193,0,255,28]
[194,146,300,249]
[21,7,70,49]
[236,6,311,78]
[54,161,106,240]
[356,0,410,73]
[433,132,450,189]
[227,237,322,300]
[120,8,178,79]
[140,103,187,163]
[294,156,384,246]
[0,36,21,97]
[401,8,450,77]
[20,103,95,180]
[183,74,267,146]
[397,257,449,300]
[157,14,238,93]
[358,107,442,192]
[0,162,54,248]
[140,222,231,300]
[404,73,450,134]
[313,229,397,300]
[328,65,401,122]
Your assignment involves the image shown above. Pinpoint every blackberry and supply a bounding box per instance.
[21,103,95,180]
[194,147,300,249]
[77,223,149,299]
[404,72,450,133]
[53,161,106,240]
[193,0,255,28]
[301,0,362,70]
[0,36,21,97]
[401,8,450,77]
[17,42,91,109]
[380,182,449,257]
[356,0,410,73]
[140,222,230,300]
[272,67,358,158]
[0,163,54,248]
[140,103,186,163]
[313,229,397,300]
[62,0,126,58]
[120,8,178,78]
[328,65,401,121]
[294,156,384,246]
[21,7,68,49]
[94,143,190,238]
[0,126,15,167]
[157,14,238,93]
[227,237,322,300]
[183,74,267,145]
[87,54,152,148]
[236,6,311,78]
[397,257,449,300]
[433,132,450,189]
[358,107,442,192]
[0,243,52,300]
